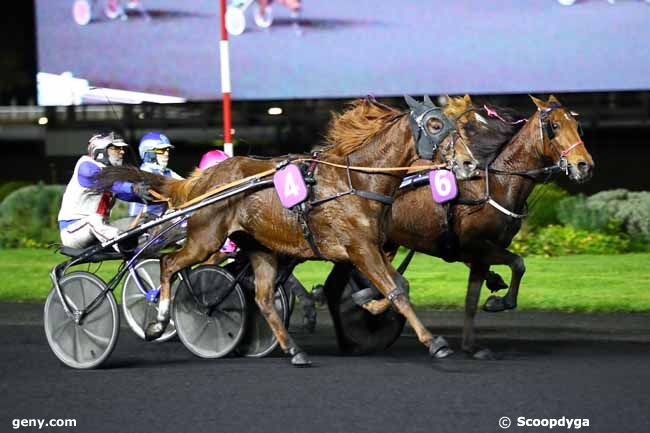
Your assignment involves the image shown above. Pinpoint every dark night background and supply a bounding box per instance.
[0,1,36,104]
[1,1,648,194]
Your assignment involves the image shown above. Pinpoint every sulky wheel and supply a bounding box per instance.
[235,284,290,358]
[253,4,273,28]
[104,0,125,20]
[72,0,94,25]
[173,265,247,359]
[44,271,119,369]
[325,265,407,355]
[225,6,247,36]
[122,258,177,342]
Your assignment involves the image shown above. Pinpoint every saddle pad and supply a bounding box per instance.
[429,169,458,203]
[273,164,308,208]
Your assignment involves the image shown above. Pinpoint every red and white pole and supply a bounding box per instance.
[219,0,233,156]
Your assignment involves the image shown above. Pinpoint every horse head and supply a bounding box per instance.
[443,94,525,173]
[405,95,479,180]
[531,95,594,183]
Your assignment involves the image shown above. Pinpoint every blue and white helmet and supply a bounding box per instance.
[139,132,175,163]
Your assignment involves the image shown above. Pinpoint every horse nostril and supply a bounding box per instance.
[578,161,590,173]
[463,160,476,171]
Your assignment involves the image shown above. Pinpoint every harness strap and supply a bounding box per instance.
[344,157,395,205]
[296,155,324,258]
[296,209,323,258]
[487,198,527,219]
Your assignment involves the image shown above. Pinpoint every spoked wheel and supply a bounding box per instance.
[225,6,247,35]
[44,271,119,369]
[236,284,290,358]
[104,0,125,20]
[253,4,273,28]
[173,265,247,359]
[327,266,407,355]
[72,0,93,25]
[122,258,177,342]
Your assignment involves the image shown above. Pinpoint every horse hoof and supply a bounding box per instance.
[144,322,166,341]
[291,352,312,367]
[486,271,508,292]
[361,299,391,315]
[483,296,516,313]
[429,336,453,359]
[351,288,378,307]
[472,348,497,361]
[434,347,454,359]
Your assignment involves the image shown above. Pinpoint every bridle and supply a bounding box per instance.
[444,103,585,219]
[537,103,585,175]
[408,108,478,176]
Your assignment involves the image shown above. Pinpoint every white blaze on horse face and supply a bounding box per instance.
[284,172,300,197]
[474,112,488,126]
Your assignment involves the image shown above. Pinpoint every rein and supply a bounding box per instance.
[151,157,447,211]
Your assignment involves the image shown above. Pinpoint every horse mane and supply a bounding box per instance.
[323,98,405,156]
[446,96,527,165]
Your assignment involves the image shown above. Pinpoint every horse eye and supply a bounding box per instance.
[427,118,443,133]
[552,122,560,130]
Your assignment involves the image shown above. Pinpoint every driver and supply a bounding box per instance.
[57,132,153,249]
[128,132,182,220]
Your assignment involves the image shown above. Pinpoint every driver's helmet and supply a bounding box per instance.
[87,132,128,166]
[139,132,175,163]
[199,149,230,169]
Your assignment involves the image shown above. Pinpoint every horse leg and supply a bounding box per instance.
[350,248,452,359]
[463,263,508,292]
[145,223,227,341]
[462,263,496,360]
[482,248,525,313]
[284,275,317,333]
[249,251,311,367]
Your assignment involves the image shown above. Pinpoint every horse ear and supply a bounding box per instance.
[463,94,472,105]
[423,95,436,107]
[548,94,561,104]
[530,95,548,110]
[404,95,421,110]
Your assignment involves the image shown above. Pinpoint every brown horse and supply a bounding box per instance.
[95,98,478,366]
[327,95,594,359]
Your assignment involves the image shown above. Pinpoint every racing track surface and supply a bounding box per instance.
[36,0,650,100]
[1,307,649,433]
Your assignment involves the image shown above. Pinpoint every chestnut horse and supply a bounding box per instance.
[95,98,478,366]
[326,95,594,359]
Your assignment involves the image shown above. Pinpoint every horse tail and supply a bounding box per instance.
[93,166,196,206]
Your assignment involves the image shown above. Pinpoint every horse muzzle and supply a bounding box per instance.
[568,160,594,183]
[454,158,480,180]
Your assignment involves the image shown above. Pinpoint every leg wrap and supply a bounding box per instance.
[386,287,407,304]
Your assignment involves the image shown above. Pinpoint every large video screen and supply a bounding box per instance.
[36,0,650,105]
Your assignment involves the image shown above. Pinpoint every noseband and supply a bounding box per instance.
[538,104,584,174]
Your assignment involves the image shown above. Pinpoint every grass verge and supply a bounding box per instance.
[1,248,648,312]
